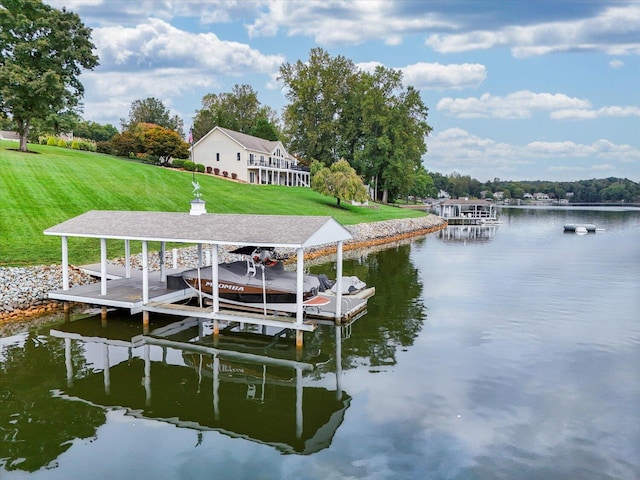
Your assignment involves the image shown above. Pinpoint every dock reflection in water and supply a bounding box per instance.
[438,225,498,243]
[49,312,350,455]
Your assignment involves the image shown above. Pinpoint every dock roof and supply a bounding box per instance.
[44,210,352,248]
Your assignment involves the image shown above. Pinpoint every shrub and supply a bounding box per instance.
[231,172,237,180]
[196,163,205,173]
[183,161,196,171]
[214,168,220,175]
[172,159,185,169]
[222,171,228,177]
[71,140,80,150]
[46,137,57,146]
[96,141,112,154]
[206,166,212,174]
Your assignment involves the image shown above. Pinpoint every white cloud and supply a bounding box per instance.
[402,63,486,90]
[356,62,486,90]
[437,91,591,119]
[245,0,452,45]
[609,59,625,68]
[93,18,284,74]
[425,4,640,57]
[425,128,640,181]
[551,105,640,120]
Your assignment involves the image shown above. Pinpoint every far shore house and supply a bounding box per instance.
[190,126,310,187]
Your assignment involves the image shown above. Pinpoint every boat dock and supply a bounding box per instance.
[433,198,499,225]
[44,210,373,346]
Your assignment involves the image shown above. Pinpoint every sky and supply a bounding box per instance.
[44,0,640,183]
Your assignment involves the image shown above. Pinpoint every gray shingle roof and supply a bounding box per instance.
[217,127,283,156]
[44,210,352,248]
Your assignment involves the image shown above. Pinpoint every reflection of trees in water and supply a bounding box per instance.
[311,242,426,370]
[0,332,105,473]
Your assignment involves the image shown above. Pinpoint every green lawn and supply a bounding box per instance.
[0,141,426,266]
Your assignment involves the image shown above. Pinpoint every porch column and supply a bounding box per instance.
[100,238,107,296]
[61,236,69,291]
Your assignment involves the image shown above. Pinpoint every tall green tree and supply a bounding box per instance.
[279,48,359,165]
[0,0,98,151]
[122,97,183,136]
[280,50,432,203]
[192,84,278,142]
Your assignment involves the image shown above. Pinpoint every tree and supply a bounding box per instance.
[141,124,189,162]
[249,117,279,141]
[122,97,183,136]
[279,48,359,165]
[0,0,99,151]
[192,84,278,142]
[280,50,432,203]
[311,159,368,207]
[73,120,118,142]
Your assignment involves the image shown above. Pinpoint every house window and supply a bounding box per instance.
[216,153,220,162]
[237,152,241,161]
[249,153,254,164]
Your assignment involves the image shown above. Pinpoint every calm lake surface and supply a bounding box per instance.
[1,207,639,480]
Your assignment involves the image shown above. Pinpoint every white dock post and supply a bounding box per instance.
[295,247,304,347]
[61,236,69,291]
[124,239,131,278]
[335,240,344,321]
[160,241,166,282]
[142,240,149,330]
[100,238,107,296]
[335,326,343,400]
[172,248,178,269]
[211,244,219,336]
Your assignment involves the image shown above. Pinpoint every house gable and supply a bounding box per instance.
[190,126,309,187]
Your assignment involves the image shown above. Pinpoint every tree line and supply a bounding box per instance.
[432,172,640,203]
[2,1,637,205]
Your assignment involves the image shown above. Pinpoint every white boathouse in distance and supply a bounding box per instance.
[190,126,311,187]
[434,198,498,225]
[44,211,355,346]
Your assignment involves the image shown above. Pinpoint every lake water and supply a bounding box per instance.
[1,207,639,480]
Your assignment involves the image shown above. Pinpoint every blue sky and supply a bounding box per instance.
[47,0,640,183]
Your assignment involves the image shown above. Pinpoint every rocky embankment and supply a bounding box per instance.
[0,215,445,322]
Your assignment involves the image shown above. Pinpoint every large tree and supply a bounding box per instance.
[279,48,359,165]
[280,49,432,203]
[192,84,278,142]
[0,0,99,151]
[122,97,183,136]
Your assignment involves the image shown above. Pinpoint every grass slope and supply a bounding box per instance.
[0,141,425,266]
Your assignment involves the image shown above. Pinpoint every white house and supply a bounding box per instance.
[190,126,310,187]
